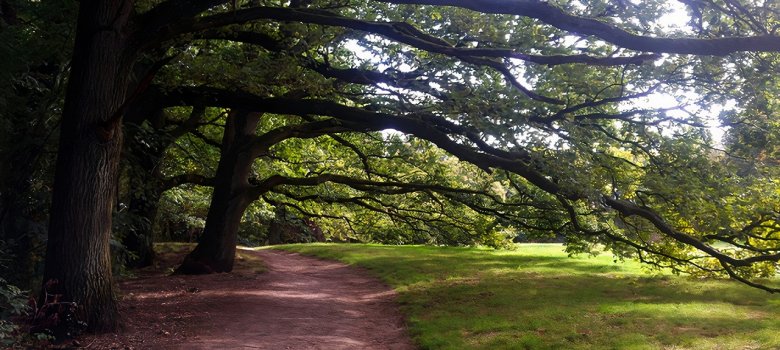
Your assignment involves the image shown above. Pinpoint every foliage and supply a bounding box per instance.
[28,280,86,341]
[116,0,780,290]
[155,185,212,242]
[257,132,539,247]
[7,2,780,333]
[278,243,780,349]
[237,205,273,246]
[0,277,28,347]
[0,0,75,289]
[267,205,324,244]
[0,241,52,348]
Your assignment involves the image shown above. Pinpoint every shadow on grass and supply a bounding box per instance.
[399,272,779,349]
[278,243,780,349]
[351,253,774,305]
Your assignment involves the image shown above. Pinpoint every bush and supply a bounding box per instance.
[0,277,29,347]
[28,279,86,341]
[267,206,324,245]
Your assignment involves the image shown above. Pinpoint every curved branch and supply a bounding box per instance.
[150,85,571,198]
[147,7,565,102]
[161,174,215,190]
[604,197,780,268]
[150,85,780,291]
[378,0,780,55]
[327,134,374,178]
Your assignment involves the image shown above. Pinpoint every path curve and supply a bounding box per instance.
[84,249,415,349]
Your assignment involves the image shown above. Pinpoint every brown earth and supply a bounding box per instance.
[77,247,415,349]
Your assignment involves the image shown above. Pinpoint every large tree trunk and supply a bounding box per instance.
[175,110,260,274]
[42,0,133,332]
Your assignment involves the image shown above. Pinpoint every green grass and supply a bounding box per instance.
[272,243,780,350]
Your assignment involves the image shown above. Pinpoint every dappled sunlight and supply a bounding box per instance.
[86,247,413,349]
[597,301,771,321]
[195,287,394,303]
[185,335,370,349]
[406,275,779,349]
[212,289,336,300]
[279,244,780,349]
[126,290,190,302]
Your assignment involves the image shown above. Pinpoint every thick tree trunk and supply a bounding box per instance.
[175,110,260,274]
[42,0,133,332]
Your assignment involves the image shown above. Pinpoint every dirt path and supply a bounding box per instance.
[82,249,415,349]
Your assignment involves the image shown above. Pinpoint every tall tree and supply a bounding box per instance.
[42,1,137,331]
[175,110,263,273]
[0,0,75,288]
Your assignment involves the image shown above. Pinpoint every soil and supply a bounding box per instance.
[76,247,415,349]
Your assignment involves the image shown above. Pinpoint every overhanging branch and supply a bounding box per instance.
[377,0,780,55]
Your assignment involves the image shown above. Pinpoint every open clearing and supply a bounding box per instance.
[277,243,780,350]
[78,243,780,349]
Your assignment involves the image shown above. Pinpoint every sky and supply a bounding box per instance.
[650,1,732,146]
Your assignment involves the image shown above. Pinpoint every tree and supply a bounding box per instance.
[39,0,235,331]
[42,1,138,331]
[174,109,266,273]
[0,0,75,289]
[41,0,780,331]
[172,106,539,273]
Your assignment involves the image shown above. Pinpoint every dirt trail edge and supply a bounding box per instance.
[82,249,415,350]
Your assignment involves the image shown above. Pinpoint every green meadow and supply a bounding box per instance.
[273,243,780,350]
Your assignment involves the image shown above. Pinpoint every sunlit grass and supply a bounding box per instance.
[273,243,780,350]
[236,246,267,273]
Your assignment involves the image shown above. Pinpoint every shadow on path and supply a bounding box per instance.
[83,249,414,350]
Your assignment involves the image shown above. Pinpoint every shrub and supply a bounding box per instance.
[0,277,29,347]
[28,279,86,341]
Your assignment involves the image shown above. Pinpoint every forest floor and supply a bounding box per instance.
[77,244,414,349]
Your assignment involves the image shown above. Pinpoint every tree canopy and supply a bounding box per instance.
[2,0,780,332]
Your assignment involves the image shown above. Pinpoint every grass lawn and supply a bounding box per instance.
[272,243,780,350]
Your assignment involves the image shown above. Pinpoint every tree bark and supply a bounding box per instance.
[175,110,260,274]
[42,0,134,332]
